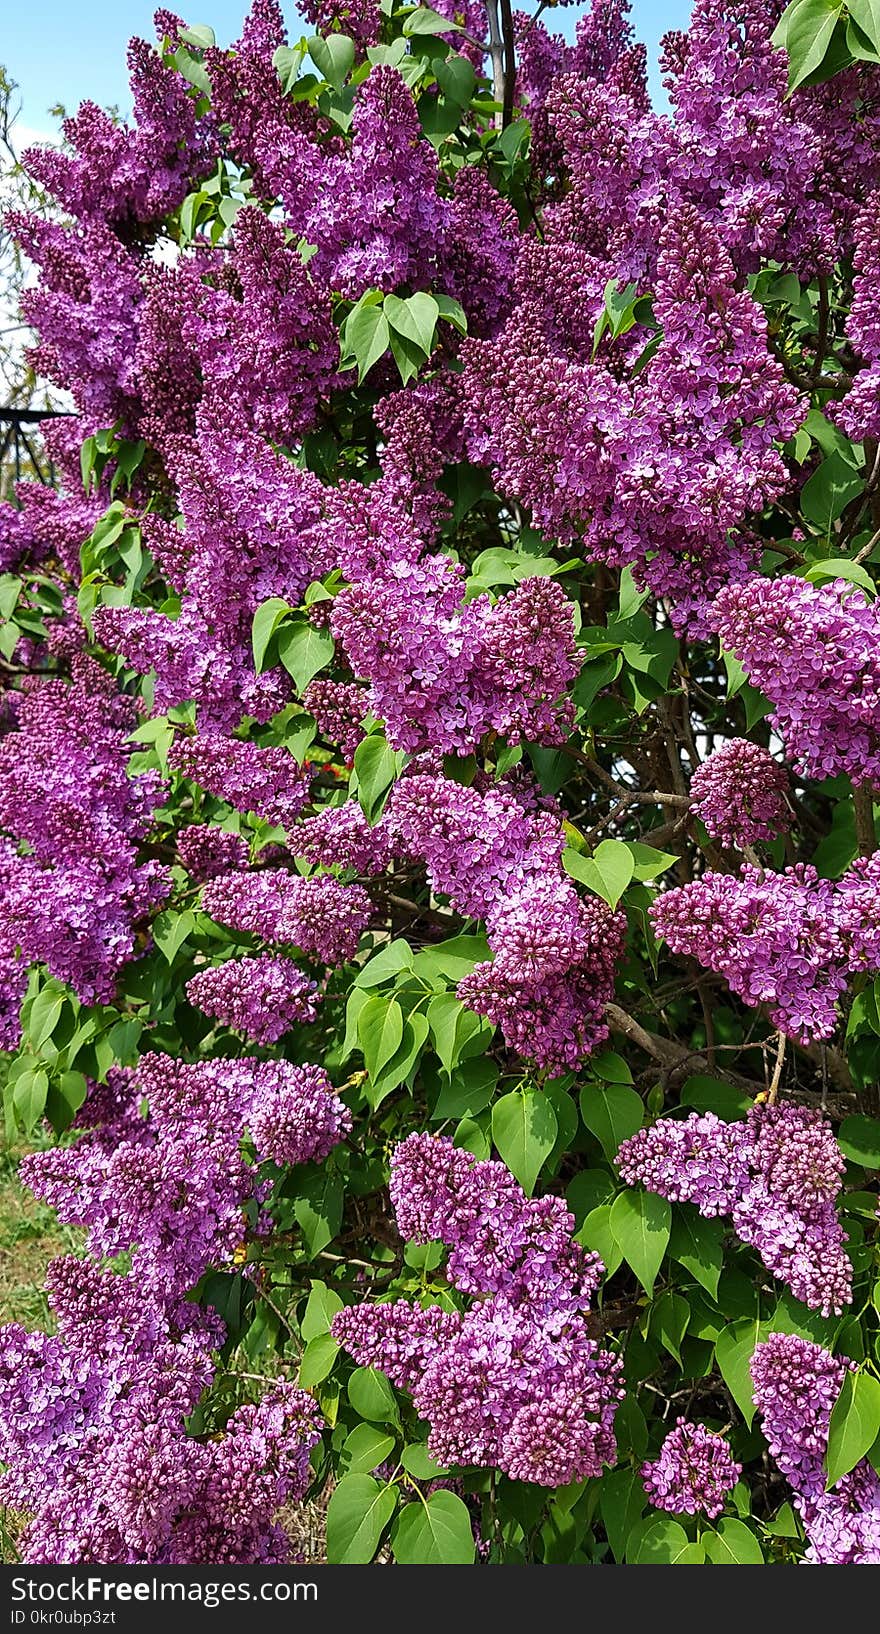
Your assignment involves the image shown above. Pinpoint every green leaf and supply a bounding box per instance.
[703,1518,764,1564]
[838,1114,880,1168]
[341,1424,396,1476]
[800,450,863,531]
[277,618,335,692]
[426,993,491,1075]
[774,0,845,92]
[651,1290,690,1364]
[804,557,876,596]
[669,1206,725,1300]
[353,732,400,823]
[635,1516,702,1564]
[301,1280,344,1342]
[848,0,880,51]
[826,1370,880,1487]
[577,1203,624,1276]
[718,1318,766,1426]
[384,291,440,357]
[26,986,66,1050]
[358,995,405,1079]
[294,1169,344,1257]
[46,1070,88,1133]
[433,292,468,334]
[12,1066,49,1132]
[273,43,306,93]
[326,1474,397,1564]
[354,939,414,988]
[339,296,391,381]
[401,1442,448,1479]
[298,1332,339,1387]
[403,5,463,35]
[307,33,356,88]
[367,1012,429,1108]
[391,1491,475,1565]
[599,1468,646,1563]
[431,1056,497,1121]
[153,909,195,964]
[579,1081,643,1162]
[626,841,678,881]
[609,1190,671,1294]
[679,1075,752,1122]
[251,597,292,672]
[348,1365,401,1425]
[491,1089,558,1195]
[563,838,634,907]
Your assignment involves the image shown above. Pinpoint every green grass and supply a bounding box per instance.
[0,1136,80,1331]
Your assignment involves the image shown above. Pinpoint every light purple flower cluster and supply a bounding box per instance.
[837,190,880,441]
[176,825,250,882]
[303,679,369,763]
[21,1055,347,1294]
[0,657,168,1044]
[385,772,625,1071]
[332,561,579,754]
[690,739,789,848]
[651,857,880,1041]
[295,802,398,874]
[187,954,320,1043]
[713,575,880,784]
[0,1262,321,1563]
[167,733,312,829]
[202,869,372,966]
[642,1419,741,1519]
[752,1333,880,1564]
[0,1038,353,1560]
[333,1134,624,1485]
[618,1103,851,1315]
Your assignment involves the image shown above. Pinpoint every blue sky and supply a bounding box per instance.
[4,1,693,141]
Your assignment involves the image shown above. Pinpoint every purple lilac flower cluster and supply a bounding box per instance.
[333,1134,624,1485]
[167,733,312,828]
[0,1047,352,1560]
[642,1420,741,1519]
[689,739,789,848]
[21,1054,350,1292]
[752,1333,880,1564]
[713,575,880,784]
[381,772,625,1071]
[651,856,880,1041]
[176,825,250,882]
[187,953,320,1043]
[0,657,169,1046]
[202,869,372,965]
[618,1103,851,1315]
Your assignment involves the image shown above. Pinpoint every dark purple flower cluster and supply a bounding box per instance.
[651,856,880,1041]
[333,1134,623,1485]
[713,575,880,784]
[618,1102,851,1315]
[0,658,169,1045]
[690,739,789,849]
[202,868,372,966]
[752,1333,880,1564]
[167,733,312,829]
[642,1419,741,1519]
[187,953,320,1043]
[176,825,250,882]
[0,1041,353,1560]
